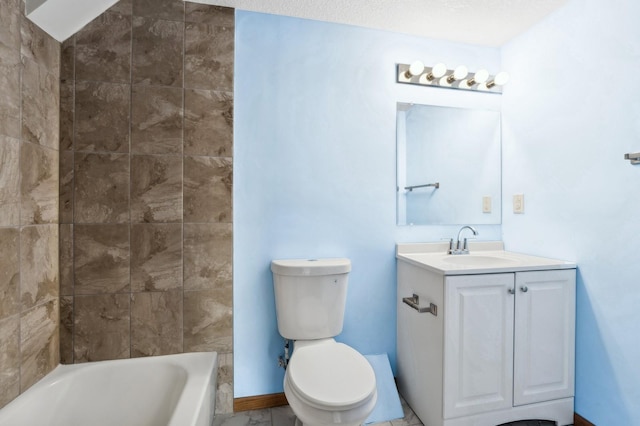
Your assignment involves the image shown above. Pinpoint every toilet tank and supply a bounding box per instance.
[271,258,351,340]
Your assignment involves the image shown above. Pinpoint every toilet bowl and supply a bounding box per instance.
[271,258,378,426]
[284,339,377,426]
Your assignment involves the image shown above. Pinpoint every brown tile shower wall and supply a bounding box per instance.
[0,0,61,409]
[58,0,234,414]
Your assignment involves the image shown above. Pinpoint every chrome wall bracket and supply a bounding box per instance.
[624,152,640,165]
[402,294,437,316]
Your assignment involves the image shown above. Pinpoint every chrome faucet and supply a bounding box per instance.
[448,226,478,255]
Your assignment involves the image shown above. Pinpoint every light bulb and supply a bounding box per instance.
[421,63,447,84]
[404,61,425,79]
[454,66,469,80]
[462,69,489,88]
[487,71,510,88]
[429,63,447,79]
[468,69,489,86]
[447,65,468,83]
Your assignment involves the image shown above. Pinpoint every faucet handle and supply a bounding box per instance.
[462,237,476,251]
[441,237,454,253]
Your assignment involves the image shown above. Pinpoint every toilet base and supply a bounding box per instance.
[294,417,363,426]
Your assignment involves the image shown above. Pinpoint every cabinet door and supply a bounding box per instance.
[514,269,576,406]
[444,273,515,419]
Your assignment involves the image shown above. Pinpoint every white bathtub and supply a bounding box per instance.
[0,352,218,426]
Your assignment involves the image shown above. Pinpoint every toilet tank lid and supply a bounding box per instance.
[271,258,351,276]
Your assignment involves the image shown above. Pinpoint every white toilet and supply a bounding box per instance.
[271,258,377,426]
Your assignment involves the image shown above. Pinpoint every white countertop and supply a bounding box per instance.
[396,242,576,275]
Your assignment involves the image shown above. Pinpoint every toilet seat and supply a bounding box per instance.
[286,341,376,411]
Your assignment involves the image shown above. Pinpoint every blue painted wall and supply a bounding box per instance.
[502,0,640,423]
[234,11,502,397]
[235,3,640,422]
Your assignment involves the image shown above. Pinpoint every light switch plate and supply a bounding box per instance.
[513,194,525,214]
[482,196,492,213]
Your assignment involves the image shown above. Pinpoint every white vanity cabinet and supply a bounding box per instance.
[396,243,576,426]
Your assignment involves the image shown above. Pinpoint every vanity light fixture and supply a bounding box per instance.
[396,62,509,93]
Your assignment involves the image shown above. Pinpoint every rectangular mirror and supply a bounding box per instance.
[396,102,501,225]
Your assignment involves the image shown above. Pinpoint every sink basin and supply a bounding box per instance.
[397,243,575,275]
[441,255,519,267]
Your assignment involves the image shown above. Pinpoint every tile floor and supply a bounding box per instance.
[212,396,424,426]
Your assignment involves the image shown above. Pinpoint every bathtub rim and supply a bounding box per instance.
[0,351,218,426]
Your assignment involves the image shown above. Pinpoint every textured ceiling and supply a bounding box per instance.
[190,0,569,46]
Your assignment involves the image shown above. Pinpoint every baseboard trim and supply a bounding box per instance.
[233,392,288,412]
[574,412,596,426]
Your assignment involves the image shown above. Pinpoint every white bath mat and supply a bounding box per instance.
[364,353,404,424]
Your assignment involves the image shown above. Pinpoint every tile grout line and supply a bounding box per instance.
[128,0,133,360]
[69,30,77,365]
[181,0,186,357]
[17,0,24,394]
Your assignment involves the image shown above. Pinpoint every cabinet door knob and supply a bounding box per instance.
[508,288,515,294]
[520,286,529,293]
